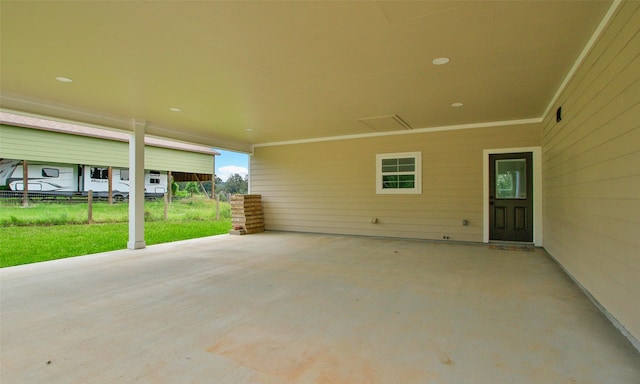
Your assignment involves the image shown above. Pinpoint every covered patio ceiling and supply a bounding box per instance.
[0,1,613,152]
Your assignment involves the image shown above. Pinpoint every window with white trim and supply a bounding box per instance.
[376,152,421,194]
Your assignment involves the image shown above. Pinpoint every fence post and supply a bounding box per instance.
[88,190,93,224]
[167,171,172,204]
[108,166,113,205]
[164,192,168,220]
[22,160,29,207]
[215,193,220,221]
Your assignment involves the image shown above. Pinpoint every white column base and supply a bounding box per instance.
[127,240,147,250]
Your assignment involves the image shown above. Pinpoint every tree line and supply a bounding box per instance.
[173,173,248,200]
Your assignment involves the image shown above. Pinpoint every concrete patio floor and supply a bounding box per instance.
[1,232,638,383]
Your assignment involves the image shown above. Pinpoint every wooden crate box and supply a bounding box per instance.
[230,194,264,234]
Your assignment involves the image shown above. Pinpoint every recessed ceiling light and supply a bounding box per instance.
[55,76,73,83]
[432,57,450,65]
[169,107,181,112]
[451,102,464,107]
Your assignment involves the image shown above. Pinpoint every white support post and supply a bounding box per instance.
[127,120,147,250]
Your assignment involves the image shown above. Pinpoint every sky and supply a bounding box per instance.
[214,149,249,181]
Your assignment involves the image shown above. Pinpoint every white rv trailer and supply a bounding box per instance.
[0,159,167,199]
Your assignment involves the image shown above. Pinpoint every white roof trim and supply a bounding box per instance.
[542,0,622,120]
[0,110,219,156]
[253,117,542,149]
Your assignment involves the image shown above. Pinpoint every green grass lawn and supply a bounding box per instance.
[0,220,232,268]
[0,197,233,267]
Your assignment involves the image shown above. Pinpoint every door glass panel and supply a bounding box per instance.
[496,159,526,199]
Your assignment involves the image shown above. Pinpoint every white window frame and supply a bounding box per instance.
[376,151,422,194]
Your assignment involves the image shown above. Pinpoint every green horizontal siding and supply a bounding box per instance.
[1,125,128,166]
[0,125,213,173]
[146,146,213,174]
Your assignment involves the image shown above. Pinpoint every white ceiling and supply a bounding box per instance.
[0,1,613,152]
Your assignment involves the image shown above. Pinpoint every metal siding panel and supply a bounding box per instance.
[1,125,213,174]
[1,125,128,166]
[145,146,213,174]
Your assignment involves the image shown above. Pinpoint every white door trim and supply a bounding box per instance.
[483,147,542,246]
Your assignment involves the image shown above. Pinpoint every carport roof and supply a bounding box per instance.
[0,1,616,152]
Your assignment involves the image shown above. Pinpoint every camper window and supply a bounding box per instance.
[120,169,129,181]
[90,167,109,180]
[150,170,160,184]
[42,168,59,178]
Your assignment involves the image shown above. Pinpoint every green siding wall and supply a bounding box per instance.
[0,125,213,174]
[146,146,213,174]
[1,124,127,166]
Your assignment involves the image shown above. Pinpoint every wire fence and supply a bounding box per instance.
[0,190,230,206]
[0,191,92,206]
[0,191,177,206]
[0,190,228,227]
